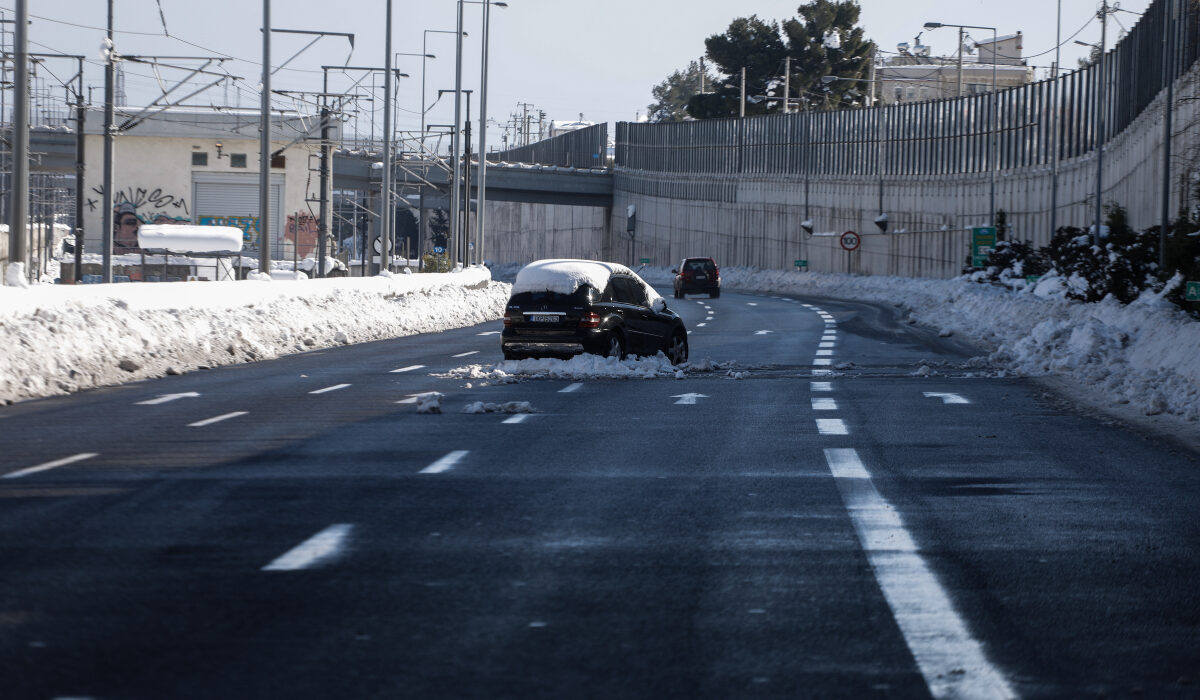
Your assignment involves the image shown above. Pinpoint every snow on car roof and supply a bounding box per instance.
[511,259,628,296]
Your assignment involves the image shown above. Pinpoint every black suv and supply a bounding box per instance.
[673,257,720,298]
[502,259,689,364]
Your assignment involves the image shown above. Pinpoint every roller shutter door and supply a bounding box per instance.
[193,175,283,257]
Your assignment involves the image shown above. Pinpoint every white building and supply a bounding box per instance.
[878,32,1035,104]
[82,108,325,260]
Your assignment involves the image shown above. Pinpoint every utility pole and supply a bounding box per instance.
[1093,0,1108,247]
[380,0,393,274]
[101,0,115,282]
[1159,0,1175,268]
[317,70,332,278]
[740,67,747,118]
[450,0,464,267]
[259,0,272,275]
[7,0,29,284]
[73,57,85,282]
[1051,0,1062,243]
[956,27,964,97]
[783,56,790,114]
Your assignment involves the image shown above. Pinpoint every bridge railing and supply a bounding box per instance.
[615,0,1199,178]
[490,123,609,169]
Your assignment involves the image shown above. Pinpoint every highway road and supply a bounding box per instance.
[1,288,1197,699]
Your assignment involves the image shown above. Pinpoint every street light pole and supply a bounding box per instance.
[8,0,29,284]
[477,1,507,268]
[1051,0,1062,242]
[925,21,997,228]
[450,0,465,268]
[101,0,116,282]
[1094,0,1109,247]
[380,0,393,275]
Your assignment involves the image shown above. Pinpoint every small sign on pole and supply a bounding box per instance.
[971,226,997,268]
[794,259,808,270]
[639,258,651,264]
[1186,281,1200,302]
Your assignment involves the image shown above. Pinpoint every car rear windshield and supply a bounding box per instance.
[509,286,596,306]
[685,260,715,271]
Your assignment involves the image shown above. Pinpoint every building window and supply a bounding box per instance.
[919,87,929,101]
[905,86,916,101]
[894,86,904,102]
[192,151,208,166]
[271,154,286,169]
[230,153,247,168]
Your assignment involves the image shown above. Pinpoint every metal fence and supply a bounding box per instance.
[491,123,609,169]
[616,0,1199,179]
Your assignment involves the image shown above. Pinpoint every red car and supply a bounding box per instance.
[672,257,720,299]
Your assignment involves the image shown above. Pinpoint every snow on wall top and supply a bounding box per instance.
[138,225,244,253]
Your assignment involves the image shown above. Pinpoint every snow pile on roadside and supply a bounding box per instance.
[0,267,509,405]
[703,267,1200,422]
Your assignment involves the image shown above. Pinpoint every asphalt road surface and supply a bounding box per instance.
[1,288,1197,699]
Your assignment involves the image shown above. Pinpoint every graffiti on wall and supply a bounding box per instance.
[90,186,192,254]
[286,214,318,258]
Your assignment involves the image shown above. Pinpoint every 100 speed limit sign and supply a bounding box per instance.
[840,231,861,251]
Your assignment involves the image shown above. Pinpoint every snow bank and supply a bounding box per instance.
[138,224,244,253]
[0,267,507,404]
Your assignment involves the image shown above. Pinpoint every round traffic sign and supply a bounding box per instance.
[840,231,861,251]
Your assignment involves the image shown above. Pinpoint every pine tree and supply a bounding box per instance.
[688,15,786,119]
[781,1,875,110]
[647,61,713,123]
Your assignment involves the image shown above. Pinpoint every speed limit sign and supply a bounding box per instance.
[840,231,861,251]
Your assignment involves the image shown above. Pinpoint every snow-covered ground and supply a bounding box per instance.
[2,262,1197,450]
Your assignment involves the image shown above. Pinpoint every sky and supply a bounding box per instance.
[4,0,1155,147]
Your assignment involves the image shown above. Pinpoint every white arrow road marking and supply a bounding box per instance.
[310,384,351,395]
[923,392,970,405]
[4,452,99,480]
[559,383,583,393]
[391,365,425,373]
[263,524,353,571]
[755,330,773,335]
[672,393,709,405]
[136,392,201,405]
[452,351,479,358]
[188,412,248,428]
[812,398,838,411]
[421,450,469,474]
[503,414,530,424]
[823,448,1015,699]
[816,418,848,435]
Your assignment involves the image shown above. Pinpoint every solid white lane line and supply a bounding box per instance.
[819,342,836,349]
[503,414,530,424]
[559,383,583,393]
[813,358,833,366]
[391,365,426,373]
[823,448,1015,699]
[188,412,248,428]
[816,418,848,435]
[310,384,351,395]
[812,398,838,411]
[452,351,479,358]
[816,349,834,356]
[262,524,353,571]
[420,450,469,474]
[811,381,833,392]
[4,452,99,480]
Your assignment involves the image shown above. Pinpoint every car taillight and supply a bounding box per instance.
[503,311,516,327]
[682,270,693,279]
[578,312,601,329]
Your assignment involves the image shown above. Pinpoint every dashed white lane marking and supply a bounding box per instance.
[391,365,425,373]
[262,524,353,571]
[812,369,836,377]
[811,381,833,392]
[310,384,350,395]
[188,411,248,428]
[420,450,469,474]
[822,335,838,342]
[747,302,759,306]
[697,323,707,327]
[4,452,99,480]
[477,331,501,336]
[755,330,773,335]
[816,349,834,356]
[559,383,583,393]
[924,392,971,405]
[503,414,530,424]
[816,418,849,435]
[135,392,200,405]
[452,351,479,358]
[812,398,838,411]
[819,342,836,348]
[823,448,1016,699]
[813,358,833,366]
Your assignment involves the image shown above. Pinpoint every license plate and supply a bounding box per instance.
[528,314,559,323]
[695,274,707,280]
